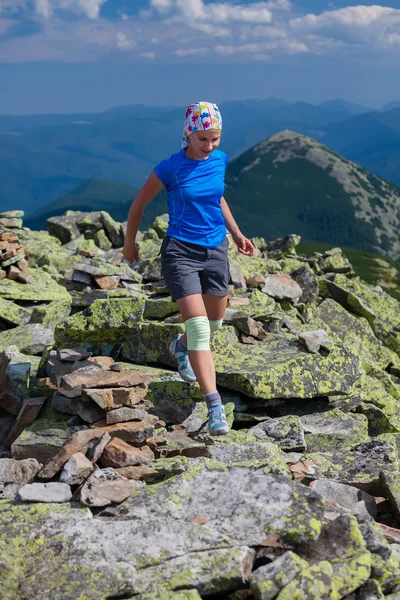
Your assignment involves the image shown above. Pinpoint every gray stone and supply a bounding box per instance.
[59,452,94,485]
[74,399,105,424]
[311,480,377,518]
[132,546,255,596]
[18,481,72,503]
[250,551,308,600]
[0,457,41,484]
[298,329,335,353]
[51,392,78,415]
[229,262,247,289]
[262,273,303,301]
[0,323,54,355]
[106,406,148,424]
[79,467,142,507]
[248,416,306,452]
[208,441,291,476]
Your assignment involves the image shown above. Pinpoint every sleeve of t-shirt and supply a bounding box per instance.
[154,154,175,187]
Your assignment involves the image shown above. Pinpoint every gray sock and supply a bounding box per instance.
[204,391,222,409]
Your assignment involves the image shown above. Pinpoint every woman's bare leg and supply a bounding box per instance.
[202,294,227,322]
[176,294,216,395]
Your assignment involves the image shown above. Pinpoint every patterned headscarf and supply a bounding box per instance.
[182,101,222,148]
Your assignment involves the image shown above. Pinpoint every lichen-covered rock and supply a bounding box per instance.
[0,268,71,302]
[0,297,32,327]
[0,323,54,355]
[100,211,123,247]
[122,322,184,366]
[11,405,70,463]
[131,546,255,596]
[0,462,325,599]
[357,515,400,595]
[248,416,306,451]
[211,327,361,400]
[302,437,398,484]
[322,274,400,357]
[299,408,368,452]
[354,373,400,434]
[46,210,104,244]
[250,551,309,600]
[118,466,325,547]
[29,299,72,330]
[228,288,276,319]
[206,441,291,476]
[144,296,178,320]
[276,561,334,599]
[311,480,377,518]
[309,298,396,371]
[0,346,31,415]
[55,297,145,347]
[296,515,372,598]
[93,228,113,251]
[150,214,169,238]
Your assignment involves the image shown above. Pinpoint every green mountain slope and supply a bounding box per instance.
[225,131,400,260]
[24,177,169,231]
[24,179,138,230]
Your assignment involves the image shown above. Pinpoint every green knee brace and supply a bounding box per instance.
[185,316,211,351]
[209,319,223,332]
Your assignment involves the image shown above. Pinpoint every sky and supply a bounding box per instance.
[0,0,400,114]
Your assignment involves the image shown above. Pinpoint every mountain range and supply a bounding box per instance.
[2,98,400,215]
[24,130,400,264]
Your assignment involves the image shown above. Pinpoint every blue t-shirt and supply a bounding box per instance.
[154,148,228,248]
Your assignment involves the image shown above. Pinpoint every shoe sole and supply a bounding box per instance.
[209,426,230,436]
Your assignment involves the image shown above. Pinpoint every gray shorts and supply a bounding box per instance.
[160,236,229,301]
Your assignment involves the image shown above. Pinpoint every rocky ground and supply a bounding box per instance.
[1,208,400,599]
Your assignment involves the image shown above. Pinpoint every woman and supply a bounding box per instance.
[123,101,254,435]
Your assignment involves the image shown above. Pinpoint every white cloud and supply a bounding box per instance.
[290,5,400,48]
[2,1,400,64]
[0,0,108,19]
[150,0,172,13]
[153,0,278,25]
[291,5,400,29]
[253,52,270,60]
[215,39,307,55]
[116,31,135,49]
[35,0,51,18]
[173,46,208,56]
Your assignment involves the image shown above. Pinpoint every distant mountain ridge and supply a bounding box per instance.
[2,97,400,215]
[224,131,400,261]
[28,130,400,262]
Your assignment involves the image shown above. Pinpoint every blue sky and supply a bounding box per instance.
[0,0,400,113]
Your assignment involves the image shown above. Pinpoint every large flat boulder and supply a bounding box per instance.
[0,465,325,598]
[211,327,361,401]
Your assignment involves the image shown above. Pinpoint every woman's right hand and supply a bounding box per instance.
[122,243,139,265]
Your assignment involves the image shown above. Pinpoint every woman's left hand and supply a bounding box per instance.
[232,232,255,256]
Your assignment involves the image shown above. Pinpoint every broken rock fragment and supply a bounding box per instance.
[99,437,154,468]
[79,467,142,507]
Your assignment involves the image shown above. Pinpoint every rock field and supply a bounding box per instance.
[1,209,400,599]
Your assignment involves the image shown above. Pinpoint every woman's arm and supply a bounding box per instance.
[221,196,254,256]
[123,172,165,263]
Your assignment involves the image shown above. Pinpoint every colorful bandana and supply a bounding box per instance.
[182,101,222,148]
